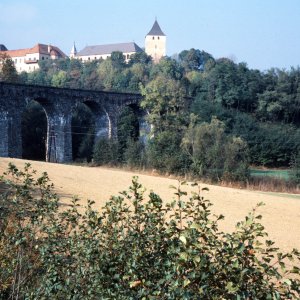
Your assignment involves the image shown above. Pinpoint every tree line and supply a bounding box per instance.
[0,49,299,183]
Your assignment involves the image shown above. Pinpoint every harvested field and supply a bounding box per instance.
[1,158,300,254]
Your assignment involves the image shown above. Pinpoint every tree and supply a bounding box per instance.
[21,101,47,160]
[110,51,126,69]
[117,106,140,162]
[223,137,249,181]
[290,150,300,185]
[128,63,150,92]
[182,118,249,181]
[149,57,184,80]
[72,103,95,162]
[147,130,190,174]
[179,48,214,71]
[140,75,188,133]
[98,59,116,90]
[51,70,68,87]
[128,51,152,65]
[0,53,19,83]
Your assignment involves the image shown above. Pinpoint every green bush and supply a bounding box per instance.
[147,130,191,174]
[0,163,300,299]
[182,118,250,182]
[290,150,300,185]
[93,138,119,165]
[123,139,146,168]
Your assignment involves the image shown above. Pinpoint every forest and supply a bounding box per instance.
[0,49,300,185]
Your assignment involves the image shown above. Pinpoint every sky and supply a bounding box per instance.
[0,0,299,71]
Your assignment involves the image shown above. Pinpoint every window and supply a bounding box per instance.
[95,57,97,60]
[88,57,90,60]
[42,57,44,60]
[152,36,154,40]
[158,36,160,40]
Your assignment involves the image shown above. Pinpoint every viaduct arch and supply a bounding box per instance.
[0,82,146,163]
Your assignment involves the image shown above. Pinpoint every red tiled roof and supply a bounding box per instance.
[0,43,66,58]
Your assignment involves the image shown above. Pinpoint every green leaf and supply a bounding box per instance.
[180,252,188,261]
[190,223,201,230]
[225,281,238,293]
[183,278,191,287]
[179,235,187,245]
[283,279,291,286]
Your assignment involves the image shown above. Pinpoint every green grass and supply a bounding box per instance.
[250,169,290,180]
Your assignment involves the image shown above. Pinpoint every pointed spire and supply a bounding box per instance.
[70,42,77,57]
[147,20,165,36]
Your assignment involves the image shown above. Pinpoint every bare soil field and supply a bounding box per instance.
[1,158,300,254]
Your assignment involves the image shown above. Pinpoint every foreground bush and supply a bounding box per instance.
[0,163,299,299]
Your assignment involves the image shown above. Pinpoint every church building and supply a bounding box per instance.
[74,42,143,63]
[72,20,166,64]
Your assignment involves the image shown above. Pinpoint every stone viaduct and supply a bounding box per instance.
[0,82,145,163]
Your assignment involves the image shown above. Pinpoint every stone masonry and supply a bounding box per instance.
[0,82,144,163]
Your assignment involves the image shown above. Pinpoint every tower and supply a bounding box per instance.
[145,20,166,63]
[70,42,77,58]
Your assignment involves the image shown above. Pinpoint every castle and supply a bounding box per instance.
[0,44,66,73]
[0,20,166,73]
[72,20,166,64]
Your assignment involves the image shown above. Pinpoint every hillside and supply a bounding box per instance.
[1,157,299,254]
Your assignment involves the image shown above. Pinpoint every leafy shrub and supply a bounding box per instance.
[0,163,300,299]
[93,138,119,165]
[147,130,191,174]
[223,137,250,182]
[290,150,300,185]
[182,118,250,182]
[123,139,146,168]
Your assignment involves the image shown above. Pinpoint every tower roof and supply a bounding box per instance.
[0,44,8,51]
[70,42,77,55]
[146,20,166,36]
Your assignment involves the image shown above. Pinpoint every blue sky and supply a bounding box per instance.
[0,0,299,71]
